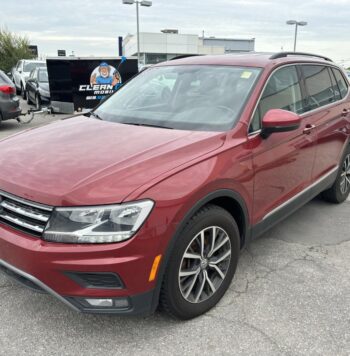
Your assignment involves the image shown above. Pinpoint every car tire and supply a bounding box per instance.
[160,204,240,320]
[322,145,350,203]
[21,85,27,100]
[26,91,32,105]
[35,94,41,110]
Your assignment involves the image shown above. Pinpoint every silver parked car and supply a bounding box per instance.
[25,67,50,109]
[11,60,46,99]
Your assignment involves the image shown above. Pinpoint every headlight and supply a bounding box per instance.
[43,200,154,244]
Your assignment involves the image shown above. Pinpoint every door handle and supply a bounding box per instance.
[303,124,316,135]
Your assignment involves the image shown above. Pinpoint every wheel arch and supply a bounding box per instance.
[150,189,250,312]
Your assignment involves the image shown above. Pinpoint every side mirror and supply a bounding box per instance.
[261,109,301,139]
[18,69,22,73]
[7,72,11,77]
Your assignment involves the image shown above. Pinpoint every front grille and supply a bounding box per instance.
[0,191,53,236]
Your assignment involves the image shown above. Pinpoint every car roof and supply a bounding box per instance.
[23,60,46,63]
[155,52,334,69]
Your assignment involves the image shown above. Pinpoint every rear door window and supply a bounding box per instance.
[332,68,349,99]
[249,65,304,133]
[301,65,336,110]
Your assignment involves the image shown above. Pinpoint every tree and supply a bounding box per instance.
[0,28,35,73]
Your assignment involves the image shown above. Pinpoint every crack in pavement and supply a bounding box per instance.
[204,313,291,355]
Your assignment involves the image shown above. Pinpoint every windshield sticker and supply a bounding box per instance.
[241,71,253,79]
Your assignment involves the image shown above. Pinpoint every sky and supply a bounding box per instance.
[1,0,350,66]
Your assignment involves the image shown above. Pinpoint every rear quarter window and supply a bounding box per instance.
[332,68,349,99]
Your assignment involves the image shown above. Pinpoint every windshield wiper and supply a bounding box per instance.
[88,111,103,120]
[123,122,174,129]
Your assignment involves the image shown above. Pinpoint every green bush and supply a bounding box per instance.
[0,28,35,73]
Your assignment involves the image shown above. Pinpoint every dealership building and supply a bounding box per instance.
[123,30,255,66]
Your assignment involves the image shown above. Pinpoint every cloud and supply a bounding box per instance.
[1,0,350,65]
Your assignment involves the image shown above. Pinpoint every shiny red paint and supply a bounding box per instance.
[262,109,301,128]
[0,53,349,313]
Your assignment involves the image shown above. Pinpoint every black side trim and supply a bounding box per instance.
[251,167,338,239]
[150,189,249,313]
[261,124,300,139]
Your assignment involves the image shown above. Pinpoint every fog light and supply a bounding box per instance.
[82,297,129,309]
[85,298,113,307]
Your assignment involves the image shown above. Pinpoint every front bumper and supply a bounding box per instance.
[0,259,154,314]
[0,221,166,315]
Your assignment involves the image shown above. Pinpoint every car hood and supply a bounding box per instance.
[0,116,225,206]
[39,83,50,92]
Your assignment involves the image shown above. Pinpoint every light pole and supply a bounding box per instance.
[286,20,307,52]
[122,0,152,66]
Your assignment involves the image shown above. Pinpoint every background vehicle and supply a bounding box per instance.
[0,53,349,320]
[26,67,50,109]
[0,70,21,126]
[12,60,46,99]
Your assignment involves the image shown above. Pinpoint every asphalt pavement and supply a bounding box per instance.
[0,100,349,355]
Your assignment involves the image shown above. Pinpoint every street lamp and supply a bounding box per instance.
[122,0,152,66]
[286,20,307,52]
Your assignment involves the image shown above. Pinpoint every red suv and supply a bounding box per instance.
[0,52,349,319]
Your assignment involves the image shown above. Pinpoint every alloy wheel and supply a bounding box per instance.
[178,226,231,304]
[340,154,350,194]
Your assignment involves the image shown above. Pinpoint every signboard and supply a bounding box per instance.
[46,56,138,113]
[57,50,66,57]
[28,45,38,57]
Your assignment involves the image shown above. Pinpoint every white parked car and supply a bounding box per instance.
[12,60,46,99]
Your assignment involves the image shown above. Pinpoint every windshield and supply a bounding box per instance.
[94,65,261,131]
[24,62,45,72]
[38,69,48,82]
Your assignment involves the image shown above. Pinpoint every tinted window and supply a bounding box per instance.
[332,68,349,99]
[302,65,335,110]
[0,71,14,85]
[328,68,342,101]
[250,66,304,132]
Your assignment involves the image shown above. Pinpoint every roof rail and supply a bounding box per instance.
[270,52,333,62]
[169,54,203,61]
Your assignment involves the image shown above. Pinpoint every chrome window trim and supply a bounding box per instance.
[247,62,350,136]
